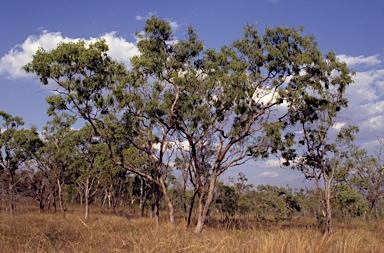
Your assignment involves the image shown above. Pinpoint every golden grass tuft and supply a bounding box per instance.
[1,206,384,252]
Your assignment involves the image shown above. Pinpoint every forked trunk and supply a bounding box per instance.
[194,171,218,234]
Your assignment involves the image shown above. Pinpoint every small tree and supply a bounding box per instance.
[346,139,384,221]
[256,184,301,223]
[333,183,367,220]
[38,113,78,217]
[0,111,42,214]
[215,182,239,222]
[70,125,106,221]
[293,124,359,235]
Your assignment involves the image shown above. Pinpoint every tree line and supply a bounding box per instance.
[0,17,383,235]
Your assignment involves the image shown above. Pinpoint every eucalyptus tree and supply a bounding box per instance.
[293,119,358,235]
[37,113,78,217]
[25,17,353,233]
[333,183,366,220]
[138,21,354,233]
[21,167,53,211]
[344,140,384,221]
[70,124,107,221]
[255,184,302,223]
[0,111,42,214]
[0,111,24,213]
[23,36,178,224]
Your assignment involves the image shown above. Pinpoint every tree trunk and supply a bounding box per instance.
[159,177,175,228]
[150,199,160,225]
[194,171,218,234]
[187,190,198,226]
[150,184,160,224]
[57,178,66,218]
[52,189,57,213]
[85,176,90,221]
[79,190,83,209]
[8,183,14,215]
[324,177,332,235]
[139,176,148,217]
[1,182,5,214]
[367,200,377,223]
[8,172,16,215]
[39,197,45,212]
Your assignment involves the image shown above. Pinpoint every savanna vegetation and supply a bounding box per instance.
[1,16,384,252]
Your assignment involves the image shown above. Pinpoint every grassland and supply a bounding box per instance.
[1,205,384,253]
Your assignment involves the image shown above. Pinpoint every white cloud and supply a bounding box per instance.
[168,20,181,30]
[101,32,139,68]
[136,11,157,22]
[264,159,281,167]
[280,174,303,183]
[361,139,383,151]
[359,100,384,116]
[332,122,346,130]
[136,12,181,32]
[0,31,139,80]
[259,171,280,178]
[343,69,384,115]
[0,31,69,79]
[361,115,384,132]
[338,54,381,67]
[341,66,384,143]
[152,139,190,152]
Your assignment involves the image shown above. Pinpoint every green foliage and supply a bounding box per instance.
[342,139,384,221]
[255,184,302,222]
[23,17,354,232]
[23,39,127,118]
[215,182,239,220]
[0,111,42,174]
[334,184,367,218]
[0,111,44,213]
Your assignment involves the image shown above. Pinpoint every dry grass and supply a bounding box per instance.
[1,206,384,253]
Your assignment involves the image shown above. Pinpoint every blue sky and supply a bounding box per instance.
[0,0,383,188]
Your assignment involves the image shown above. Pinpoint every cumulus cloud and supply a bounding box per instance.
[0,31,139,80]
[101,32,139,68]
[338,55,384,146]
[358,100,384,116]
[136,12,181,31]
[332,122,346,130]
[0,31,68,79]
[259,171,280,178]
[280,174,303,183]
[345,69,384,105]
[135,11,158,22]
[338,54,381,67]
[264,159,281,167]
[360,115,384,132]
[168,20,181,30]
[361,138,383,151]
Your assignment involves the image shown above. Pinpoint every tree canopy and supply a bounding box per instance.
[23,17,354,233]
